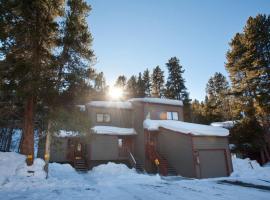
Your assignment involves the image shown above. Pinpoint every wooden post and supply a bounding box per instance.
[44,120,52,179]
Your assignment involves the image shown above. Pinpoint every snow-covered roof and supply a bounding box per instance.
[143,119,229,136]
[128,97,183,106]
[91,126,137,136]
[211,121,237,129]
[54,130,80,137]
[87,101,133,109]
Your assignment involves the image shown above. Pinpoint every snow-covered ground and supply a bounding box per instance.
[0,152,270,200]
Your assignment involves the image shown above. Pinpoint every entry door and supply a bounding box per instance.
[74,142,83,159]
[198,150,228,178]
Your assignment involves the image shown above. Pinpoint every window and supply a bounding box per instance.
[159,111,179,120]
[168,112,178,120]
[118,138,123,148]
[96,114,103,122]
[103,114,111,122]
[96,113,111,123]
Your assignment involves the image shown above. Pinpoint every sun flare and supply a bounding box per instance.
[108,86,123,99]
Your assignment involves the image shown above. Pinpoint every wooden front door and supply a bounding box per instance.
[67,138,85,162]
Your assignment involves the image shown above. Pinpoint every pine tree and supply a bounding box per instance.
[165,57,188,100]
[205,72,231,121]
[126,75,138,98]
[226,14,270,163]
[226,14,270,122]
[151,66,164,97]
[0,0,94,166]
[0,0,64,164]
[115,75,127,89]
[143,69,151,97]
[137,73,145,97]
[55,0,94,104]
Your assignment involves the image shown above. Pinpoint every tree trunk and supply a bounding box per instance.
[44,120,52,179]
[20,96,35,165]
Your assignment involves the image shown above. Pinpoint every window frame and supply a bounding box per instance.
[96,113,111,123]
[167,111,179,121]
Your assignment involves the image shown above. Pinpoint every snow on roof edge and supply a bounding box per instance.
[143,119,229,137]
[91,126,137,136]
[128,97,183,106]
[87,101,133,109]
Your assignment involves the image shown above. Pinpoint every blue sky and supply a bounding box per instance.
[87,0,270,101]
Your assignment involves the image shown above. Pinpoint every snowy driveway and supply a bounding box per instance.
[1,152,270,200]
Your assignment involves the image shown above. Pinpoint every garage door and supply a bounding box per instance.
[198,150,228,178]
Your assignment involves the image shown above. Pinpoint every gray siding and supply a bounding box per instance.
[87,106,133,128]
[50,137,69,163]
[37,137,68,163]
[157,129,196,178]
[132,102,145,165]
[90,135,119,160]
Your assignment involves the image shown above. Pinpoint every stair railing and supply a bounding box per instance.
[128,150,137,168]
[146,142,168,176]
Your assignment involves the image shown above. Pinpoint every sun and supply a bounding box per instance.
[108,86,123,100]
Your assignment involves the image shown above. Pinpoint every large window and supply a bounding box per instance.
[96,113,111,123]
[159,111,178,120]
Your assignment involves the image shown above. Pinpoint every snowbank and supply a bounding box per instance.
[129,97,183,106]
[90,162,136,176]
[55,130,80,137]
[211,121,237,129]
[87,101,133,109]
[91,126,137,135]
[144,119,229,136]
[230,156,270,179]
[0,152,46,185]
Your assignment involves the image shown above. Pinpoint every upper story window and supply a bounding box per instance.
[96,113,111,123]
[159,111,178,120]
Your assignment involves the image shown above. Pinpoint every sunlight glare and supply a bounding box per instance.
[109,86,123,99]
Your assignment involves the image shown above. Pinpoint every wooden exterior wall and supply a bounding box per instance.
[143,103,184,121]
[157,129,196,177]
[155,128,232,178]
[87,106,133,128]
[90,135,119,160]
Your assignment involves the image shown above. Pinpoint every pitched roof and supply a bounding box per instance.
[143,119,229,137]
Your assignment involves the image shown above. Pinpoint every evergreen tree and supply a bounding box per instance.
[165,57,188,100]
[0,0,64,164]
[230,118,265,163]
[115,75,127,89]
[151,66,164,97]
[0,0,94,166]
[205,72,231,121]
[54,0,94,105]
[126,75,138,98]
[226,14,270,163]
[226,14,270,124]
[137,73,145,97]
[190,99,208,124]
[143,69,151,97]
